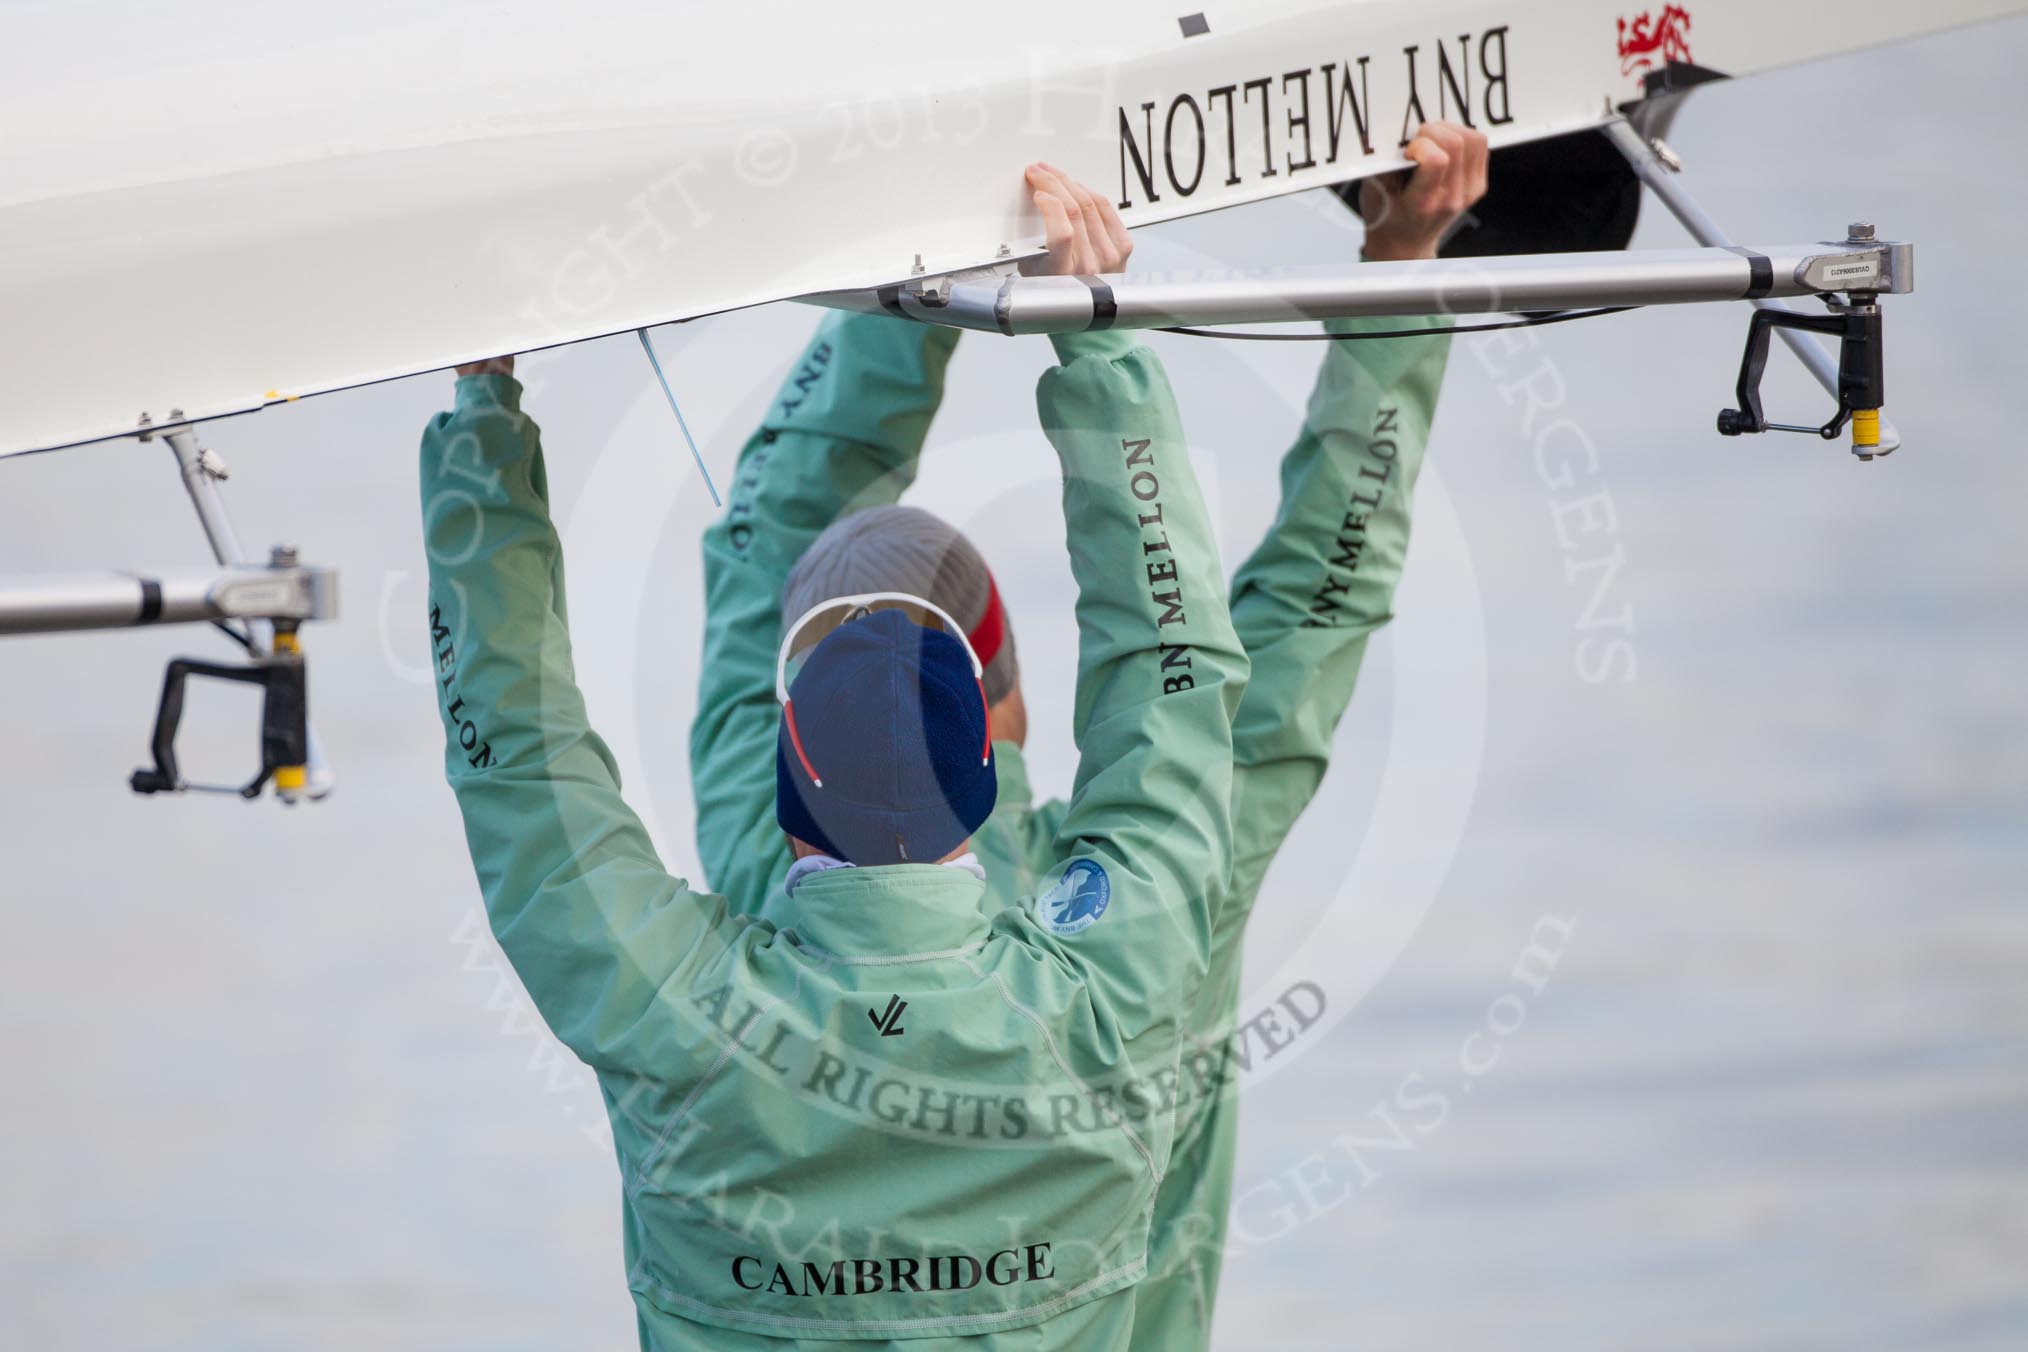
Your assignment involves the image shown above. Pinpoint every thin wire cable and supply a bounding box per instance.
[636,327,721,507]
[1157,306,1640,342]
[210,620,256,653]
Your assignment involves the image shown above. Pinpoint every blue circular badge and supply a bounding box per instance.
[1037,859,1111,936]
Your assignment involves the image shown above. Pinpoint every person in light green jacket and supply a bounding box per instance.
[692,130,1489,1348]
[422,165,1245,1349]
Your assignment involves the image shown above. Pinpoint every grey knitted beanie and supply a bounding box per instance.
[782,505,1019,706]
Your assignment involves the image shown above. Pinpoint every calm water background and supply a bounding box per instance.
[2,22,2024,1350]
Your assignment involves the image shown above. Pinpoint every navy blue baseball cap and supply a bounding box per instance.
[776,607,997,865]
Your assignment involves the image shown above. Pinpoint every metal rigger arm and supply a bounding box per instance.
[0,547,335,799]
[811,119,1910,462]
[0,410,339,801]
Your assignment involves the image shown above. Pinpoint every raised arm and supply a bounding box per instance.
[422,366,738,1077]
[1009,168,1247,1044]
[690,315,960,906]
[1218,121,1487,941]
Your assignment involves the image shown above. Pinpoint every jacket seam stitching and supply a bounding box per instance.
[958,951,1161,1182]
[624,962,815,1205]
[789,940,990,966]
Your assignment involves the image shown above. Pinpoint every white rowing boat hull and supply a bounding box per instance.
[1,0,2020,458]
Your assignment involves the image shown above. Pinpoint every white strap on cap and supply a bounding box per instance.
[774,590,985,703]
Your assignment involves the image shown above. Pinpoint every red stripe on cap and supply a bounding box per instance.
[968,572,1006,669]
[783,700,823,788]
[976,678,992,764]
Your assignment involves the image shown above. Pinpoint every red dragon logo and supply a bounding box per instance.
[1618,6,1694,79]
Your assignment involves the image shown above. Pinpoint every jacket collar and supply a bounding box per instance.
[769,863,993,960]
[783,851,985,894]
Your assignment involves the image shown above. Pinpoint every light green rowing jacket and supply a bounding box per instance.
[691,310,1450,1349]
[420,334,1246,1348]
